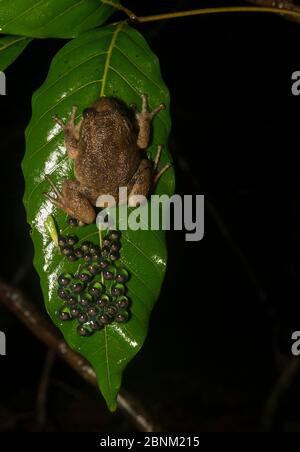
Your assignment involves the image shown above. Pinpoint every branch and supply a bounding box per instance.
[247,0,300,25]
[133,6,300,24]
[36,349,56,426]
[0,279,160,432]
[262,357,300,431]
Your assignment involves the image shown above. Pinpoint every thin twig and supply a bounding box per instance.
[262,358,300,431]
[101,0,138,21]
[247,0,300,25]
[0,279,160,432]
[36,349,56,426]
[134,6,300,24]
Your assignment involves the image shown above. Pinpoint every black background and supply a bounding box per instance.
[1,0,300,432]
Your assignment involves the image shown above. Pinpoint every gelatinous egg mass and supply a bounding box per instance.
[56,229,130,335]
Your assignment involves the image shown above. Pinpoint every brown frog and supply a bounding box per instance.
[44,94,170,224]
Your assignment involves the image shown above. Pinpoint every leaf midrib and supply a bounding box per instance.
[100,21,124,97]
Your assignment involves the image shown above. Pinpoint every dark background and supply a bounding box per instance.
[1,0,300,432]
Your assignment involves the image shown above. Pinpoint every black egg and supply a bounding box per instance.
[99,314,111,325]
[110,242,120,252]
[115,268,129,283]
[83,252,92,262]
[74,248,84,259]
[58,310,71,321]
[87,307,99,317]
[109,230,121,241]
[71,281,85,293]
[68,217,79,227]
[58,273,73,287]
[111,283,125,297]
[78,313,88,323]
[81,241,92,253]
[103,266,116,280]
[89,244,100,255]
[98,258,109,269]
[102,236,111,247]
[77,325,91,336]
[67,235,79,246]
[115,312,129,323]
[57,288,70,300]
[67,295,78,306]
[78,271,92,282]
[87,263,100,275]
[70,307,81,318]
[67,253,78,262]
[106,305,118,316]
[101,246,110,257]
[58,236,68,247]
[97,295,110,308]
[88,282,104,298]
[79,294,93,307]
[61,245,74,256]
[116,296,130,310]
[109,251,120,262]
[90,320,103,331]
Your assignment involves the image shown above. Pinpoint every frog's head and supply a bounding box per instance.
[88,96,134,119]
[93,96,118,112]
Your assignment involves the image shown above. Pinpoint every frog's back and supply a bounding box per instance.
[75,102,141,199]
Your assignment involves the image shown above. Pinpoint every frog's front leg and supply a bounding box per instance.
[135,94,165,149]
[52,106,83,159]
[44,176,96,225]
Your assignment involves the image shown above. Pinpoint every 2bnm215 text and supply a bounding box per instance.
[99,436,200,449]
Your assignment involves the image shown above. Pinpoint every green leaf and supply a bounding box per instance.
[0,0,120,38]
[0,35,32,70]
[22,23,175,411]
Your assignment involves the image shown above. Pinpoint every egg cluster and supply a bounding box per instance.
[56,229,130,336]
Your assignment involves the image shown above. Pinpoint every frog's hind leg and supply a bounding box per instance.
[135,94,165,149]
[126,146,172,207]
[127,159,153,207]
[44,176,95,225]
[52,106,83,160]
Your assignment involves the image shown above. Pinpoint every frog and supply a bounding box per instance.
[44,94,171,225]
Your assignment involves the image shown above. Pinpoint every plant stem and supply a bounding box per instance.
[36,349,56,426]
[262,357,300,431]
[135,6,300,23]
[101,0,137,21]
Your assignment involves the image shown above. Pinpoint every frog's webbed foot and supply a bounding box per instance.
[52,106,83,160]
[135,94,165,149]
[152,145,172,187]
[43,175,96,225]
[43,175,65,209]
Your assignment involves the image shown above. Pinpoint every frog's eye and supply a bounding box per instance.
[83,107,95,117]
